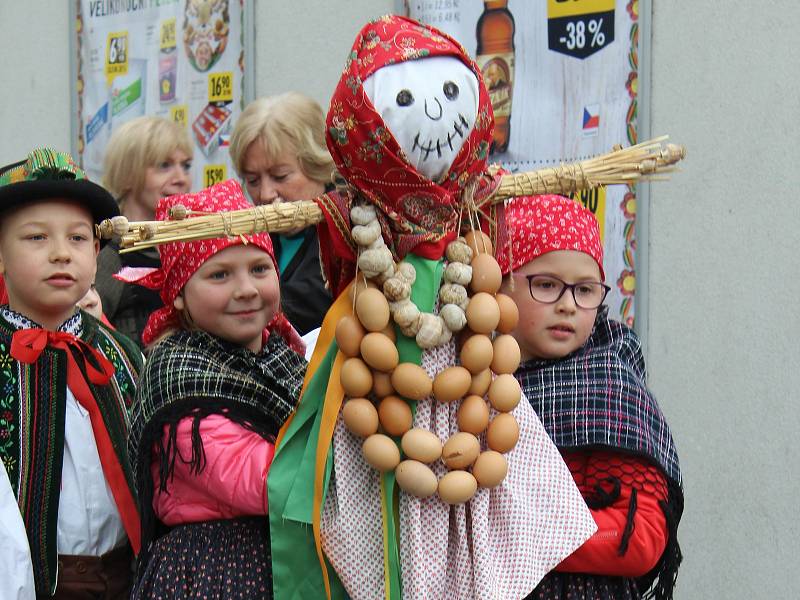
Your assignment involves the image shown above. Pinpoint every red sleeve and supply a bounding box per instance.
[556,450,669,578]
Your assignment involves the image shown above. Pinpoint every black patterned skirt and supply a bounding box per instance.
[526,571,641,600]
[132,517,272,600]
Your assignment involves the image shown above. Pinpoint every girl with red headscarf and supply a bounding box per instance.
[122,180,306,599]
[498,195,683,600]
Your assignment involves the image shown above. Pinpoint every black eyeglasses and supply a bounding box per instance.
[519,274,610,309]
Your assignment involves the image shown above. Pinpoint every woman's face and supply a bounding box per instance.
[137,149,192,216]
[241,141,325,206]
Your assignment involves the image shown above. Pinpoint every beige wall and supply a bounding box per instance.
[3,1,799,597]
[646,2,800,597]
[0,2,72,164]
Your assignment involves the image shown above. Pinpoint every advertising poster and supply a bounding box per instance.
[75,0,245,193]
[406,0,641,325]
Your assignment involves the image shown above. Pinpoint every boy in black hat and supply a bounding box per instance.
[0,148,143,599]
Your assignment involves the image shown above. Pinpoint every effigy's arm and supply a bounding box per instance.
[98,136,685,253]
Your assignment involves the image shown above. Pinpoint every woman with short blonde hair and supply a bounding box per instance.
[97,115,194,346]
[103,116,193,211]
[229,93,334,335]
[230,92,334,185]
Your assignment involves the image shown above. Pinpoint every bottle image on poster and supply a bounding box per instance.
[476,0,516,154]
[183,0,230,73]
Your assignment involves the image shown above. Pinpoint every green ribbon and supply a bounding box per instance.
[268,254,443,600]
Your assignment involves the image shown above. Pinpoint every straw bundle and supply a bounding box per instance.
[100,136,685,252]
[486,136,684,204]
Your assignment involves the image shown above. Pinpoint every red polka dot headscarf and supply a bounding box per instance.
[498,194,605,280]
[116,179,303,352]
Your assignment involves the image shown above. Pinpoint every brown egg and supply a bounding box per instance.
[459,334,493,374]
[360,332,399,372]
[438,470,478,504]
[432,366,472,403]
[378,395,413,437]
[486,413,520,453]
[335,315,365,358]
[495,293,520,334]
[457,395,490,434]
[355,288,390,332]
[372,370,395,398]
[470,253,502,294]
[340,357,373,398]
[395,460,438,498]
[490,335,521,375]
[472,450,508,488]
[468,369,493,397]
[463,230,493,256]
[391,363,432,401]
[465,293,500,334]
[442,432,481,469]
[488,374,522,412]
[342,398,379,437]
[348,278,378,303]
[362,434,401,472]
[401,428,442,463]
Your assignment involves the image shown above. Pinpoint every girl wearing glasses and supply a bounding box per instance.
[498,195,683,600]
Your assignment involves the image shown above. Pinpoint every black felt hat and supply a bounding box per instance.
[0,148,119,243]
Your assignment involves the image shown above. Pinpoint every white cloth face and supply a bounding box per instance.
[0,457,35,599]
[57,387,127,556]
[363,55,479,183]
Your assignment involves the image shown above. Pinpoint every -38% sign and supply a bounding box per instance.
[547,0,615,59]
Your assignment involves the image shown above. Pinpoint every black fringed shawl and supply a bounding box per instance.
[516,308,683,600]
[128,329,306,571]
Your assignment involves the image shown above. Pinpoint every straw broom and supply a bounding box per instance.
[98,136,685,252]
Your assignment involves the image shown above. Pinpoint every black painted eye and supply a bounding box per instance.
[396,89,414,107]
[443,81,459,100]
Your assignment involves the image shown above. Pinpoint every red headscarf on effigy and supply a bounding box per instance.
[317,15,505,296]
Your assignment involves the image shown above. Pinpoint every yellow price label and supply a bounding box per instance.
[105,31,128,85]
[160,18,176,50]
[208,72,234,103]
[204,164,227,188]
[570,186,606,243]
[170,104,189,128]
[548,0,614,19]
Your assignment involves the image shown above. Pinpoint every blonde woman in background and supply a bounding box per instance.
[230,92,333,335]
[97,116,193,347]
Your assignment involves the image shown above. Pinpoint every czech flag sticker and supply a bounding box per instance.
[582,104,600,136]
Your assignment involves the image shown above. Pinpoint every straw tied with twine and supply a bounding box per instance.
[96,136,685,252]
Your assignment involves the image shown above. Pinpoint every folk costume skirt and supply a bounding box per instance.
[527,571,640,600]
[131,517,272,600]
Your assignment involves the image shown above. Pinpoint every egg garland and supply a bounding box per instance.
[337,203,523,504]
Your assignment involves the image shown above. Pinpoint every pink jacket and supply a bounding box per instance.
[151,414,275,526]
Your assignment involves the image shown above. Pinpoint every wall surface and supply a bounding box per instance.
[646,1,800,598]
[0,2,72,164]
[2,1,799,598]
[253,0,396,107]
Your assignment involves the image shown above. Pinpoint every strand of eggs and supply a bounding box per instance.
[337,206,523,505]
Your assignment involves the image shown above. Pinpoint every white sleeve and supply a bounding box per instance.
[0,460,35,600]
[301,327,321,362]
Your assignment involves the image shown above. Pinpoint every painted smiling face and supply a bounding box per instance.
[363,55,479,183]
